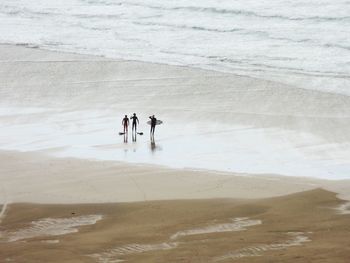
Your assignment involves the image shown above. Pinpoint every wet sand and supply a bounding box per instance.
[1,150,350,204]
[1,44,350,178]
[1,189,349,262]
[1,151,350,261]
[1,44,350,262]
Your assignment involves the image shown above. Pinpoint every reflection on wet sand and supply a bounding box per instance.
[150,135,162,153]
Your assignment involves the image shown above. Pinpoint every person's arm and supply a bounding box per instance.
[136,117,139,124]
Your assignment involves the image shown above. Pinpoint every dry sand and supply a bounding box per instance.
[1,189,349,262]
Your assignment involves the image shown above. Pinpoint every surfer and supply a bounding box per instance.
[149,115,157,136]
[122,115,129,134]
[130,113,139,133]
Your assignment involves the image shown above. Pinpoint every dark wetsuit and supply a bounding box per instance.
[122,117,129,133]
[130,115,139,132]
[149,116,157,135]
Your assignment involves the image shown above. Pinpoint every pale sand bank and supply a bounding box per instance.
[1,189,349,262]
[0,150,350,205]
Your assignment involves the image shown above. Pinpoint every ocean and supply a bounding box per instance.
[0,1,350,180]
[0,0,349,95]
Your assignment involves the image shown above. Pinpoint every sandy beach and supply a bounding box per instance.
[1,44,350,262]
[1,189,349,262]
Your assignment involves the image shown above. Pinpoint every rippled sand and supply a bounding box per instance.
[1,189,349,262]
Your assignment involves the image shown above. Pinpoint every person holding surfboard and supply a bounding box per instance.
[130,113,139,133]
[149,115,157,136]
[122,115,129,134]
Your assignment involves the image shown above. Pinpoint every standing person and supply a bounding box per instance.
[130,113,139,134]
[122,115,129,134]
[149,115,157,136]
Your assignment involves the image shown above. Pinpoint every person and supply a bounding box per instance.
[130,113,139,133]
[149,115,157,136]
[122,115,129,134]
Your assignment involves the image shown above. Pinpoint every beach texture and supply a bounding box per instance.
[1,189,350,262]
[0,45,350,262]
[1,44,350,178]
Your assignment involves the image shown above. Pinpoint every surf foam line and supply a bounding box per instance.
[213,232,311,261]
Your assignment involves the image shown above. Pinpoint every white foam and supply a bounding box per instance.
[0,214,102,242]
[170,217,261,240]
[0,0,349,96]
[214,232,311,261]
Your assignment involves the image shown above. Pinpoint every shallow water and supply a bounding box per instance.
[0,106,350,179]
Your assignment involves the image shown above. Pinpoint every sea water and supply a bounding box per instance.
[0,0,349,95]
[0,1,350,180]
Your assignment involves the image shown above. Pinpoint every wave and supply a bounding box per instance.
[134,21,350,54]
[160,49,349,79]
[133,21,241,33]
[115,1,350,23]
[79,0,350,22]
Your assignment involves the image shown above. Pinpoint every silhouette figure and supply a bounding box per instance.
[130,113,139,134]
[122,115,129,134]
[149,115,157,137]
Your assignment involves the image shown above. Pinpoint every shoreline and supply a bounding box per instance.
[1,44,350,180]
[2,42,350,97]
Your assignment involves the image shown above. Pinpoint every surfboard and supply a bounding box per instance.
[147,120,163,125]
[118,132,125,135]
[137,132,144,135]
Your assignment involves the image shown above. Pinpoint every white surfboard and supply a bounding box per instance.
[147,120,163,125]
